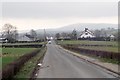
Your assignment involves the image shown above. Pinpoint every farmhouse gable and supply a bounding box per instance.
[79,28,95,38]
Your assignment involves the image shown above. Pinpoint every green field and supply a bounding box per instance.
[57,40,118,53]
[78,46,118,53]
[57,40,117,46]
[2,48,37,67]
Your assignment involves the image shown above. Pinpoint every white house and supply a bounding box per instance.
[109,35,115,38]
[79,28,95,38]
[108,34,115,41]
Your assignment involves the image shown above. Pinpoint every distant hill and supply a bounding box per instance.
[17,23,117,37]
[1,23,117,39]
[57,23,118,31]
[36,23,118,34]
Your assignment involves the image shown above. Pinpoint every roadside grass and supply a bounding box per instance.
[99,58,119,64]
[14,47,46,79]
[2,48,37,67]
[82,54,119,64]
[85,53,119,64]
[0,47,1,70]
[86,54,119,64]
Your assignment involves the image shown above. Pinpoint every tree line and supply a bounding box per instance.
[55,28,118,41]
[1,23,119,42]
[1,23,38,43]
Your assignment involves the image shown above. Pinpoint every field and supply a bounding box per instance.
[57,40,118,53]
[2,48,37,67]
[78,46,118,53]
[57,40,117,46]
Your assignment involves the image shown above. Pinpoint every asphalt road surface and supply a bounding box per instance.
[37,41,116,78]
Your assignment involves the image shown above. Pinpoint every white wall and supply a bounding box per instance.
[80,33,95,38]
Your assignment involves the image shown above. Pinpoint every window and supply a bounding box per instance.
[85,33,88,35]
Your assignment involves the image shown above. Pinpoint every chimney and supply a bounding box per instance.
[85,28,88,32]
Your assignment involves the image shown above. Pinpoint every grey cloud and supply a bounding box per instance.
[2,2,118,19]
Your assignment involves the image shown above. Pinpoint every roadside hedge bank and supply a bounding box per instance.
[2,49,41,79]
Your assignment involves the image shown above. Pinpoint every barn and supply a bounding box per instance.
[17,34,33,41]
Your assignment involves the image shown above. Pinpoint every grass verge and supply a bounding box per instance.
[99,58,119,64]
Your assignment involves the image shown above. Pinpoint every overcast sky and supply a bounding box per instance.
[0,1,118,31]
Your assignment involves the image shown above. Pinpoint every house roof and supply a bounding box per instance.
[80,28,94,36]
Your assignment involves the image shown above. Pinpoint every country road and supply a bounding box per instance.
[37,41,116,78]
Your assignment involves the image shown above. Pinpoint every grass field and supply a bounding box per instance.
[78,46,118,53]
[57,40,118,46]
[57,40,118,53]
[2,48,37,67]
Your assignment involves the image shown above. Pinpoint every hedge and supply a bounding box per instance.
[64,44,117,47]
[1,44,43,48]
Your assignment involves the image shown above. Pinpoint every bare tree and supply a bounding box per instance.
[61,32,68,38]
[30,29,37,41]
[71,29,77,40]
[55,33,60,39]
[114,30,119,41]
[94,30,101,37]
[3,23,18,42]
[12,26,18,40]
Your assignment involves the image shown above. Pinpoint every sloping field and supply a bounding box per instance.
[2,48,37,67]
[78,46,118,53]
[57,40,117,46]
[57,40,118,53]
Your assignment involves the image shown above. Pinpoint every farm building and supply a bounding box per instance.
[0,38,8,43]
[17,34,33,41]
[78,28,95,38]
[108,34,115,41]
